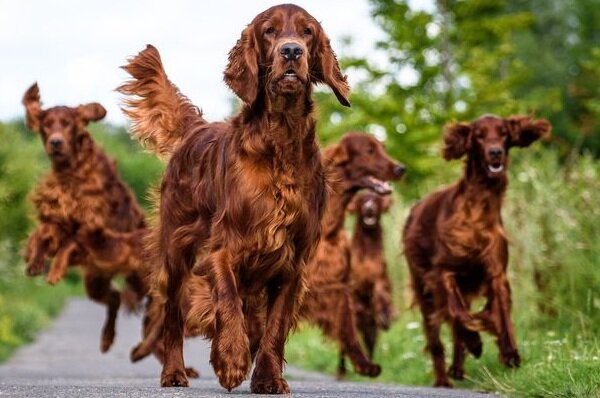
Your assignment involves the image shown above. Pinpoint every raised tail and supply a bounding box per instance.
[118,44,206,160]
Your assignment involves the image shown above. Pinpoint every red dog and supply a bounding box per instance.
[299,133,404,379]
[22,83,148,353]
[118,4,350,393]
[337,191,395,378]
[403,115,550,386]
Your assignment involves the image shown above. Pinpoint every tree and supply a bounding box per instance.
[315,0,600,182]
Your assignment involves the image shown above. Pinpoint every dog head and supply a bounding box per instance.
[443,114,551,179]
[224,4,350,108]
[22,83,106,169]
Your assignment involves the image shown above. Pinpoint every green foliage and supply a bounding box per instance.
[286,148,600,397]
[315,0,600,181]
[0,122,47,246]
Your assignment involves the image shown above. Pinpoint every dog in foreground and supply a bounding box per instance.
[22,83,148,353]
[127,132,402,382]
[403,114,551,386]
[119,4,350,393]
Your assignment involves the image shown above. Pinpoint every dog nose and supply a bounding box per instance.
[393,164,406,177]
[50,138,62,149]
[280,43,303,61]
[488,147,503,158]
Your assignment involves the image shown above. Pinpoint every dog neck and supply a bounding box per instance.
[352,220,384,258]
[240,91,317,166]
[457,155,507,218]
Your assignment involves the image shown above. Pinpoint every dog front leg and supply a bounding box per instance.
[250,275,302,394]
[486,272,520,368]
[442,271,483,331]
[47,239,79,285]
[209,249,250,391]
[24,223,58,276]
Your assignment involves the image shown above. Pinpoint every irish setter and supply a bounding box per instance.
[22,83,148,353]
[299,133,404,379]
[403,114,551,386]
[118,4,350,393]
[337,191,395,378]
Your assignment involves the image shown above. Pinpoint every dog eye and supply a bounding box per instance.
[61,119,71,127]
[303,27,312,36]
[265,27,275,35]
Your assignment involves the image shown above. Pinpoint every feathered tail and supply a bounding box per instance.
[118,44,206,160]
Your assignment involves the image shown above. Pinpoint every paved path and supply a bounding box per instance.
[0,299,496,397]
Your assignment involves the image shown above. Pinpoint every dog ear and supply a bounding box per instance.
[442,122,471,160]
[77,103,107,124]
[326,141,350,166]
[312,29,350,107]
[224,25,259,105]
[508,115,551,148]
[346,195,359,214]
[22,83,42,132]
[381,195,393,213]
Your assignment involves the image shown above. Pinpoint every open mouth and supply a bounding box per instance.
[362,216,378,226]
[282,69,299,82]
[363,176,392,195]
[488,163,504,174]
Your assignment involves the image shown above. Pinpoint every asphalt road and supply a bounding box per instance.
[0,299,498,397]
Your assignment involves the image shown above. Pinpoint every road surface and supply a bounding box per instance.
[0,299,497,397]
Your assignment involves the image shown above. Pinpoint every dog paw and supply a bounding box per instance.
[46,272,63,285]
[130,343,150,362]
[210,330,251,390]
[354,362,381,377]
[185,367,200,378]
[448,365,465,380]
[501,350,521,368]
[250,377,290,394]
[213,357,250,391]
[161,369,189,387]
[100,330,115,353]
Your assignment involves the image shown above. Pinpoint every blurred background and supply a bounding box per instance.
[0,0,598,396]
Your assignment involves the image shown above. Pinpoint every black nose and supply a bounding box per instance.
[393,164,406,177]
[50,138,62,149]
[280,43,303,61]
[488,147,503,158]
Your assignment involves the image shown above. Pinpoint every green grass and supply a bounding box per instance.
[286,148,600,397]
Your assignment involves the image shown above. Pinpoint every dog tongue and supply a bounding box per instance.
[365,176,392,195]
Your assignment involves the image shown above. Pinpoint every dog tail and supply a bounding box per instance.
[118,44,206,160]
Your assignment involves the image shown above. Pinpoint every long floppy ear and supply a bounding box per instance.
[442,122,471,160]
[346,195,359,214]
[22,83,42,132]
[324,141,349,166]
[224,25,259,105]
[312,30,350,107]
[508,115,551,148]
[77,103,107,124]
